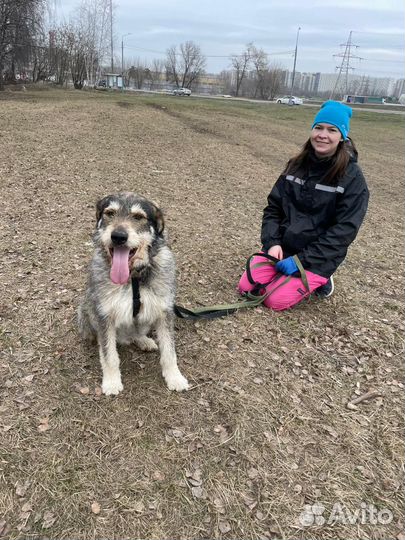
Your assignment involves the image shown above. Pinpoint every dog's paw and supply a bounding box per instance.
[164,369,189,392]
[102,376,124,396]
[135,336,158,351]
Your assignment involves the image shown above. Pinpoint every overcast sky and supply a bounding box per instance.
[56,0,405,78]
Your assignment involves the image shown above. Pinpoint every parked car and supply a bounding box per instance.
[173,87,191,96]
[276,95,303,105]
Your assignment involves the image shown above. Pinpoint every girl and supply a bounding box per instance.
[239,100,369,311]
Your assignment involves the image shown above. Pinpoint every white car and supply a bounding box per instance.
[276,95,303,105]
[172,87,191,96]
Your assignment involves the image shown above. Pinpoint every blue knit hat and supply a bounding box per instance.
[311,100,353,140]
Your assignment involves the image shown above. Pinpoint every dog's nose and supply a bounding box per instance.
[111,229,128,246]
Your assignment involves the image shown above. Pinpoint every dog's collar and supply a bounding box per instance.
[132,277,141,317]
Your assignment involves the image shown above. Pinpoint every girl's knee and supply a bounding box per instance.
[238,271,252,294]
[263,296,291,311]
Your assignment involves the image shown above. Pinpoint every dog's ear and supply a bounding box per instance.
[155,207,165,235]
[151,203,165,235]
[95,196,111,226]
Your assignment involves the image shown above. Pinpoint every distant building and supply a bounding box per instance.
[104,73,123,89]
[343,94,385,104]
[392,79,405,98]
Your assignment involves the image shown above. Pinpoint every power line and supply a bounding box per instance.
[352,30,404,36]
[330,30,363,99]
[363,58,404,64]
[124,43,294,58]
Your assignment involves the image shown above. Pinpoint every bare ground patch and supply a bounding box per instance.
[0,88,404,539]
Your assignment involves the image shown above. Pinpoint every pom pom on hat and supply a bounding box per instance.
[311,100,353,140]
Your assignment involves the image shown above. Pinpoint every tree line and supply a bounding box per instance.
[0,0,284,98]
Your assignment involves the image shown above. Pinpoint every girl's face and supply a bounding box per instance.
[310,123,343,158]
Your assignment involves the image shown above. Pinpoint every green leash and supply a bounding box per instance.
[173,253,309,320]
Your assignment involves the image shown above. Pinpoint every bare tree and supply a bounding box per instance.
[148,58,164,89]
[68,27,88,89]
[218,69,233,94]
[250,44,269,99]
[49,26,71,86]
[73,0,111,86]
[165,45,179,87]
[165,41,206,88]
[266,64,284,100]
[179,41,205,87]
[230,43,252,96]
[31,28,49,82]
[0,0,46,89]
[49,0,111,90]
[127,58,147,89]
[250,45,284,100]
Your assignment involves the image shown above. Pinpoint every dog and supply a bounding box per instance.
[78,192,189,395]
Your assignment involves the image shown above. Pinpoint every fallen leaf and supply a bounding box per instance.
[91,502,101,514]
[247,467,259,480]
[218,520,231,534]
[21,502,32,513]
[38,418,50,432]
[15,480,30,497]
[42,511,56,529]
[188,440,203,452]
[213,497,225,514]
[241,492,257,510]
[191,486,206,499]
[152,470,165,481]
[133,501,145,513]
[170,429,184,439]
[188,477,202,487]
[213,424,229,443]
[186,468,202,482]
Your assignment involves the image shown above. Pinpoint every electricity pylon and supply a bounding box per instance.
[330,31,363,99]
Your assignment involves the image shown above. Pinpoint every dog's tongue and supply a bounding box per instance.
[110,247,131,285]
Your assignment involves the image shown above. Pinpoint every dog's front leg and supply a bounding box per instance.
[98,321,124,395]
[155,314,189,392]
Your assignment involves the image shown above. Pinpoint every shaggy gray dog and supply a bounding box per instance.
[78,192,189,395]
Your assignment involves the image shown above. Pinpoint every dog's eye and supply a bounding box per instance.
[104,210,116,217]
[131,213,145,221]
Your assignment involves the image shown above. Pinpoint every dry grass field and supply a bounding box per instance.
[0,87,404,540]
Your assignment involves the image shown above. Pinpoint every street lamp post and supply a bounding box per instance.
[289,27,301,105]
[121,33,132,91]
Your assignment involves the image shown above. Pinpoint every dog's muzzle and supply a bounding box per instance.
[111,228,128,246]
[108,229,148,286]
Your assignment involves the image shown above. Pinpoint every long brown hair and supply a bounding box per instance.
[284,137,357,185]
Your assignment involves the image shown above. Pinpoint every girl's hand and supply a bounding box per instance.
[267,245,283,260]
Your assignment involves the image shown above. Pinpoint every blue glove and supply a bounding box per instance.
[275,256,299,275]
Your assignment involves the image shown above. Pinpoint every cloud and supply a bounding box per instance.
[56,0,404,77]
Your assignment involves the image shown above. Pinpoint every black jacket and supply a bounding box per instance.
[261,148,369,278]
